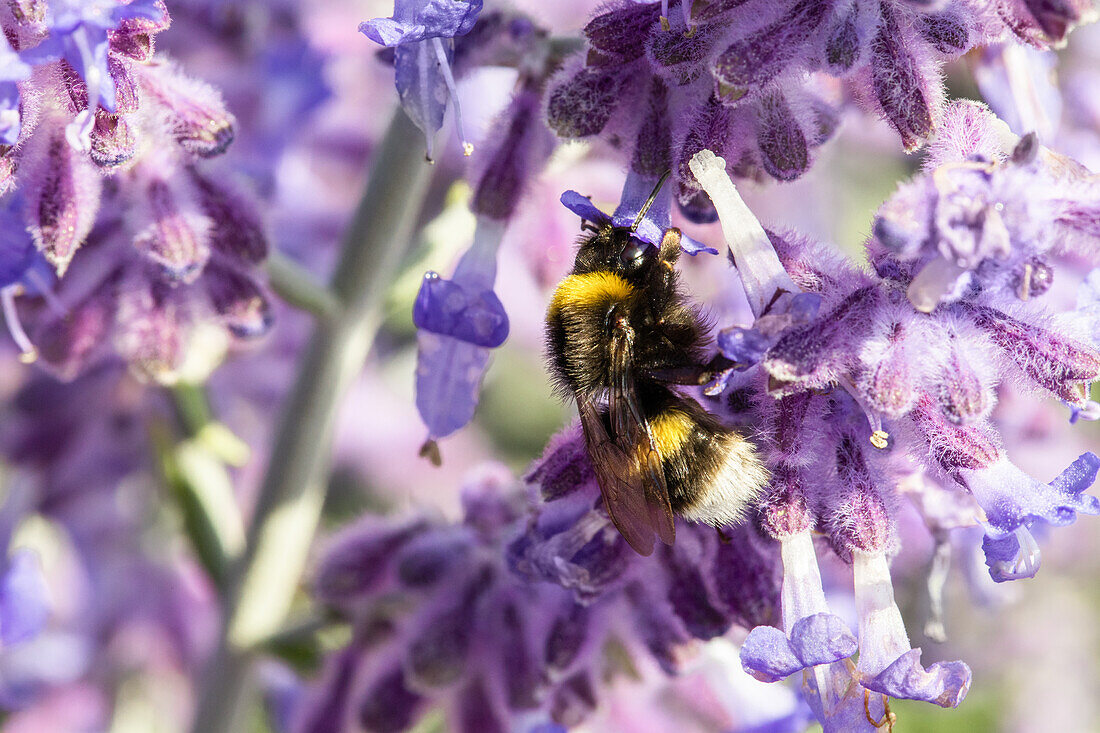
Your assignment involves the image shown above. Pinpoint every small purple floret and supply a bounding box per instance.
[359,0,483,47]
[413,272,509,348]
[718,327,771,366]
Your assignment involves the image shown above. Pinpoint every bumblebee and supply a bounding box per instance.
[546,179,768,556]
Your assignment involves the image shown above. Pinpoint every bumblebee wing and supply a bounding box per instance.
[608,322,677,548]
[577,395,657,556]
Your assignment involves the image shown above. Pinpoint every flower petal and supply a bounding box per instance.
[863,649,971,708]
[415,333,492,440]
[413,273,509,348]
[789,613,857,668]
[559,191,611,227]
[359,0,483,46]
[741,625,803,683]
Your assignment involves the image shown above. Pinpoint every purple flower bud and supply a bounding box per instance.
[1002,0,1095,45]
[934,336,994,424]
[192,173,268,265]
[764,286,878,389]
[868,5,936,150]
[544,604,589,672]
[88,111,137,170]
[500,601,545,709]
[204,262,273,340]
[35,286,116,380]
[917,11,970,53]
[357,667,423,733]
[966,303,1100,404]
[456,678,505,733]
[408,569,492,687]
[858,323,918,417]
[825,436,894,557]
[525,427,596,502]
[314,519,428,607]
[394,527,474,587]
[107,57,141,114]
[759,467,813,539]
[545,61,628,139]
[662,540,731,640]
[646,17,719,86]
[710,0,829,94]
[675,97,735,201]
[22,125,102,274]
[114,281,188,382]
[755,90,810,181]
[470,88,551,221]
[584,1,659,65]
[823,11,861,73]
[909,394,1002,471]
[132,177,212,282]
[137,61,236,158]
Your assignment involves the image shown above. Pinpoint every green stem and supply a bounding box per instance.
[189,111,434,733]
[265,250,341,320]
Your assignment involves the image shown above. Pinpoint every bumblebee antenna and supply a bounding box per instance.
[630,170,672,233]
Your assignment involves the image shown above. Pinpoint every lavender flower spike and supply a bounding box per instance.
[688,150,798,318]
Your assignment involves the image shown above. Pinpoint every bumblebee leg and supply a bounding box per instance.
[659,227,681,266]
[644,355,735,385]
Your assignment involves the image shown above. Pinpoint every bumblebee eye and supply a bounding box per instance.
[619,239,649,269]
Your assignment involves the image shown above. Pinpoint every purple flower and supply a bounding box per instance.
[414,218,508,444]
[22,0,167,150]
[359,0,484,160]
[853,551,971,707]
[559,171,715,257]
[962,453,1100,581]
[0,36,32,146]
